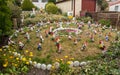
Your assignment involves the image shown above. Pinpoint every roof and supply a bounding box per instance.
[56,0,71,4]
[109,0,120,6]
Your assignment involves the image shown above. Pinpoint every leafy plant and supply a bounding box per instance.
[45,2,58,14]
[99,19,111,27]
[21,0,35,11]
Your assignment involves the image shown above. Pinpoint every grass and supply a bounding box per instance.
[12,23,117,63]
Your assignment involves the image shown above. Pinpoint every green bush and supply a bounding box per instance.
[45,2,58,14]
[21,0,35,11]
[99,19,111,27]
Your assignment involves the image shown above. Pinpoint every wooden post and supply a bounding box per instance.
[13,18,18,29]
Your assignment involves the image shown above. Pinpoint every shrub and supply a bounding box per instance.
[45,2,58,14]
[21,0,35,11]
[99,19,111,27]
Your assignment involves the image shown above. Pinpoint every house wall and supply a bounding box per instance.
[75,0,82,16]
[109,4,120,12]
[56,1,72,14]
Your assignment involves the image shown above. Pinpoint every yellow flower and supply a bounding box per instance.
[3,54,6,56]
[64,56,68,58]
[22,57,26,61]
[16,58,19,60]
[70,58,74,60]
[0,49,2,51]
[25,50,29,53]
[10,56,13,59]
[67,61,71,65]
[29,58,31,61]
[26,61,29,65]
[60,59,63,61]
[52,66,55,69]
[3,63,8,67]
[29,52,33,57]
[14,64,18,67]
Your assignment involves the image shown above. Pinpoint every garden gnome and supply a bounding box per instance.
[105,34,109,41]
[56,42,62,53]
[81,41,87,51]
[68,35,72,40]
[74,38,78,45]
[90,34,94,42]
[88,20,91,29]
[45,30,49,38]
[99,40,104,49]
[40,35,44,43]
[25,32,30,42]
[18,41,24,50]
[37,42,42,50]
[30,27,33,31]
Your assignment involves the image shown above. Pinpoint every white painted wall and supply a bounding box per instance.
[56,0,82,16]
[75,0,82,16]
[56,1,72,14]
[109,4,120,12]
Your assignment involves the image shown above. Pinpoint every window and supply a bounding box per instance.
[115,6,119,11]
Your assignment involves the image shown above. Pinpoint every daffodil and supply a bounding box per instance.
[22,57,26,61]
[25,50,29,53]
[67,61,71,65]
[14,64,18,67]
[3,63,8,67]
[64,56,68,58]
[52,66,55,69]
[10,56,13,59]
[0,49,2,51]
[29,52,33,57]
[60,59,63,61]
[70,58,74,60]
[16,57,19,60]
[29,58,31,61]
[26,61,29,65]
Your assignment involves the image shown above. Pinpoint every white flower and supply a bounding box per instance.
[54,62,60,69]
[80,61,87,66]
[41,64,46,70]
[36,63,41,69]
[47,64,52,70]
[73,61,79,67]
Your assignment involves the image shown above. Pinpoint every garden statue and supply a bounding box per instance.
[37,42,42,50]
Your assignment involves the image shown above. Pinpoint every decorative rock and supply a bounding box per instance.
[80,61,87,66]
[36,63,41,69]
[47,64,52,70]
[41,64,47,70]
[54,62,60,69]
[73,61,79,67]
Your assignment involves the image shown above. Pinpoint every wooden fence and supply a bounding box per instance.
[90,12,120,28]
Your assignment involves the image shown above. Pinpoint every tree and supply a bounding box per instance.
[97,0,108,11]
[7,1,22,28]
[48,0,56,4]
[0,0,12,45]
[21,0,35,11]
[45,2,58,14]
[14,0,21,6]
